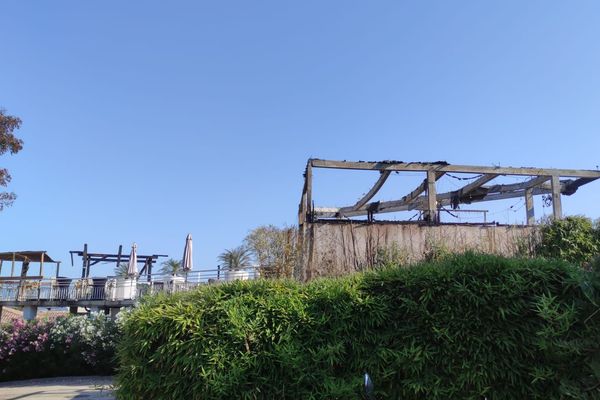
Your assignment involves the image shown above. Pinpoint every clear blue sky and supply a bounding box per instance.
[1,1,599,277]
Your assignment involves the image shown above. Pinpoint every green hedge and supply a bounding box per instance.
[116,254,600,399]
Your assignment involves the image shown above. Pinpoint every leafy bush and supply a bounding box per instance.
[0,313,121,381]
[537,216,600,265]
[117,254,600,399]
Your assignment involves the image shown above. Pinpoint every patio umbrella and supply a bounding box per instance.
[182,234,193,275]
[127,243,138,278]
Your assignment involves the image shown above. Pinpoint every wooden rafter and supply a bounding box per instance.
[337,171,391,217]
[313,178,584,218]
[303,159,600,223]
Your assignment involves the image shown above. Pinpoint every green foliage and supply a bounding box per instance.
[0,313,121,381]
[218,246,253,271]
[160,258,182,275]
[537,216,600,265]
[116,254,600,399]
[115,262,130,277]
[244,225,299,278]
[0,108,24,211]
[374,242,409,268]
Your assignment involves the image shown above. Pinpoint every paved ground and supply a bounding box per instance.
[0,376,114,400]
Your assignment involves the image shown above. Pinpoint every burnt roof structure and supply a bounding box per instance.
[298,159,600,225]
[0,251,61,278]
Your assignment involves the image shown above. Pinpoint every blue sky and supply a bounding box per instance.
[1,1,599,277]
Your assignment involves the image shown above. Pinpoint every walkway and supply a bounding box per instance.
[0,376,114,400]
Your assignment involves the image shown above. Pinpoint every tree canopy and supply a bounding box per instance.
[0,109,24,211]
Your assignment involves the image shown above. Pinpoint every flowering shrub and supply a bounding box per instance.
[0,312,122,381]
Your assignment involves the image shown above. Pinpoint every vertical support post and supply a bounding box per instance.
[110,307,120,320]
[426,170,438,224]
[0,305,3,323]
[551,176,562,219]
[39,252,45,277]
[23,305,38,321]
[0,260,2,275]
[55,262,61,278]
[217,265,221,280]
[147,259,153,282]
[306,162,313,222]
[11,252,15,277]
[525,188,535,225]
[116,245,122,271]
[82,243,88,278]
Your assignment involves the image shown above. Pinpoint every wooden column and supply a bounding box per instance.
[551,176,562,219]
[146,259,153,282]
[116,245,123,271]
[525,188,535,225]
[426,170,438,223]
[306,163,313,222]
[82,243,88,278]
[39,252,45,277]
[11,253,15,277]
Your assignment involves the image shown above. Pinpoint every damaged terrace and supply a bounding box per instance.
[296,159,600,280]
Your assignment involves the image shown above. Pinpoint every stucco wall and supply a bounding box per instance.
[299,221,535,281]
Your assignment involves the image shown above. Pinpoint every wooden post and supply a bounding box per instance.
[306,163,313,222]
[82,243,88,278]
[39,252,45,277]
[146,259,153,282]
[551,176,562,219]
[11,252,15,277]
[116,245,123,271]
[525,188,535,225]
[0,260,2,276]
[55,261,61,277]
[426,170,438,223]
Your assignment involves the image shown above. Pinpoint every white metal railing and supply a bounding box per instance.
[0,267,260,302]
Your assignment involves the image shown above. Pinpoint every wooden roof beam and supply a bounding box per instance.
[336,171,444,218]
[309,159,600,178]
[454,174,498,195]
[337,171,391,217]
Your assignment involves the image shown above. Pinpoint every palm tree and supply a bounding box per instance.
[114,263,130,278]
[160,258,182,276]
[218,246,252,271]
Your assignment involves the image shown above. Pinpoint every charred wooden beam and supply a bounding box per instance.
[310,159,600,178]
[337,171,391,217]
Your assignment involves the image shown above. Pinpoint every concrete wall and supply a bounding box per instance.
[299,221,536,281]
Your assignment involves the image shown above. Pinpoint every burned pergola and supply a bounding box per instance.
[70,244,168,280]
[0,251,61,278]
[299,159,600,225]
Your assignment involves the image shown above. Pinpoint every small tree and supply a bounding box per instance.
[244,225,298,278]
[160,259,182,276]
[114,263,132,278]
[0,109,24,211]
[537,216,599,265]
[218,246,252,271]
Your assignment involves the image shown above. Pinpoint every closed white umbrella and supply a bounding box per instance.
[182,234,193,274]
[127,243,138,278]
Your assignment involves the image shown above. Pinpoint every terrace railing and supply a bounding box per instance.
[0,267,260,303]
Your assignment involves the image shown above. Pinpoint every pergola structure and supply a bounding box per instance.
[298,159,600,225]
[0,251,61,278]
[70,244,168,280]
